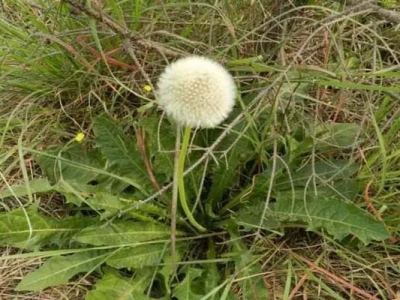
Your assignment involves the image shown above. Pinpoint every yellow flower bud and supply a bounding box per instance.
[74,132,85,143]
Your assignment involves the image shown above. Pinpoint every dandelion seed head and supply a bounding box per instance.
[156,56,236,128]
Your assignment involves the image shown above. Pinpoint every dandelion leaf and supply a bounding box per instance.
[291,159,359,185]
[86,268,155,300]
[16,251,108,292]
[0,207,98,249]
[85,193,167,221]
[275,159,359,189]
[73,220,172,246]
[36,144,104,184]
[230,229,267,299]
[207,122,253,206]
[93,116,150,193]
[0,208,56,250]
[271,196,389,244]
[0,178,53,199]
[172,267,204,300]
[106,243,167,269]
[234,202,281,231]
[315,123,361,150]
[138,115,175,182]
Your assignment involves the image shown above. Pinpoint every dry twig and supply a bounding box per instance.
[337,0,400,24]
[62,0,184,58]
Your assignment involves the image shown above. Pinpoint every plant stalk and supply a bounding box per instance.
[178,126,207,232]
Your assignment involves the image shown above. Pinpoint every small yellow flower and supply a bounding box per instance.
[74,132,85,143]
[143,85,152,92]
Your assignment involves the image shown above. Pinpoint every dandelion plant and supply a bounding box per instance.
[156,56,236,264]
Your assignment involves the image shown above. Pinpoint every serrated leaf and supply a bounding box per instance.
[73,220,172,246]
[228,227,267,299]
[315,123,361,150]
[277,179,359,203]
[271,197,390,244]
[0,178,53,199]
[86,270,136,300]
[0,208,54,249]
[234,203,281,231]
[237,268,266,299]
[207,123,253,206]
[53,216,99,246]
[158,251,183,296]
[86,268,155,300]
[291,159,359,185]
[85,193,127,220]
[36,144,104,184]
[276,159,359,190]
[172,267,204,300]
[203,244,222,300]
[56,180,98,207]
[139,115,175,182]
[106,243,167,269]
[85,193,167,221]
[0,208,98,249]
[16,251,108,292]
[93,116,150,194]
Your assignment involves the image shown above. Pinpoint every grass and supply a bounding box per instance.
[1,0,400,299]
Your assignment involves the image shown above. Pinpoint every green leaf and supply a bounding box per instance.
[93,116,150,194]
[277,179,359,203]
[86,268,155,300]
[85,193,168,221]
[35,179,97,207]
[234,202,281,231]
[237,269,266,300]
[73,220,172,246]
[0,178,53,199]
[158,251,183,296]
[207,123,253,207]
[16,251,108,292]
[36,144,104,184]
[172,267,204,300]
[0,208,98,250]
[35,141,141,198]
[316,79,400,92]
[271,197,390,244]
[138,115,175,182]
[53,216,100,246]
[290,123,362,157]
[315,123,361,150]
[291,159,359,186]
[203,245,222,300]
[276,159,359,190]
[0,208,56,250]
[106,243,167,269]
[228,227,267,299]
[86,270,136,300]
[85,193,128,220]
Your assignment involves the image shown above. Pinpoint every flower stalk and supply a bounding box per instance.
[177,126,207,232]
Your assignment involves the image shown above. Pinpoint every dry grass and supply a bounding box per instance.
[0,248,91,300]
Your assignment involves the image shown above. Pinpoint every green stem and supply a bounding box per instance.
[170,125,181,269]
[178,126,206,232]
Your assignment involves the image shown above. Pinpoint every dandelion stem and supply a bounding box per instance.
[170,124,181,269]
[178,126,207,232]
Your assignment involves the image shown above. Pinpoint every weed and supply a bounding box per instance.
[1,1,400,299]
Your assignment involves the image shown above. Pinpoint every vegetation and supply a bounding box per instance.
[1,0,400,299]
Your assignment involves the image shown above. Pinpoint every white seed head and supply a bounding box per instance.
[156,56,236,128]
